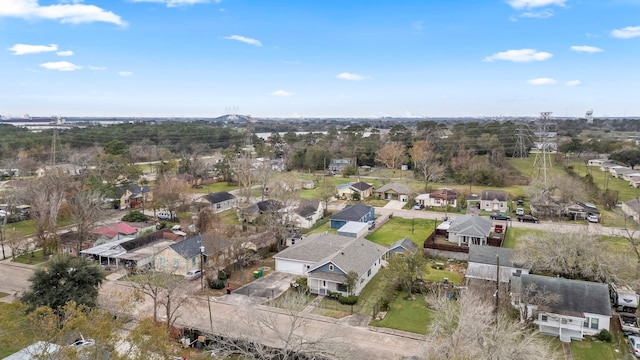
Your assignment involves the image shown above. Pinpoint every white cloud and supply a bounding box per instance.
[271,90,293,97]
[56,50,74,56]
[507,0,566,9]
[224,35,263,47]
[483,49,552,62]
[337,72,370,81]
[40,61,81,71]
[0,0,126,26]
[519,9,554,18]
[88,65,106,70]
[118,71,133,76]
[8,43,57,55]
[565,80,582,86]
[611,26,640,39]
[570,45,603,53]
[526,77,557,85]
[131,0,210,7]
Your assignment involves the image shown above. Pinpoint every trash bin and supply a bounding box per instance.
[253,270,260,278]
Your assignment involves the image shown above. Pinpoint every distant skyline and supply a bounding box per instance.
[1,0,639,118]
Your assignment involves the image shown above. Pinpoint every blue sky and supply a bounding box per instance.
[1,0,639,118]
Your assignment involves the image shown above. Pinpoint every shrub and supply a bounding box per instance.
[326,291,340,300]
[209,279,226,290]
[380,298,390,311]
[338,295,358,305]
[291,277,310,294]
[122,210,148,222]
[597,329,612,342]
[218,271,229,281]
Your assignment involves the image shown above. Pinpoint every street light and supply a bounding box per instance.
[199,245,206,291]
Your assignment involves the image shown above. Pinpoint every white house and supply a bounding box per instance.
[511,274,611,342]
[290,199,324,229]
[480,190,508,212]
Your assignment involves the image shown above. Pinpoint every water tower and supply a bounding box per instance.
[585,109,593,124]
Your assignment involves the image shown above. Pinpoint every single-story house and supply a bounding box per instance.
[446,215,493,247]
[155,234,206,275]
[511,274,611,342]
[346,181,374,200]
[599,162,619,172]
[465,245,529,284]
[329,158,354,172]
[563,202,600,221]
[612,167,635,179]
[291,199,324,229]
[329,203,375,229]
[274,233,386,296]
[193,191,238,213]
[375,182,411,202]
[415,188,458,208]
[337,221,369,238]
[630,176,640,188]
[609,165,630,177]
[480,190,508,212]
[622,171,640,181]
[90,222,139,246]
[238,199,283,223]
[586,159,607,167]
[387,238,419,255]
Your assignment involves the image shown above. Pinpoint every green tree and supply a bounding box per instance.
[103,140,129,156]
[387,250,427,299]
[122,210,148,222]
[345,271,359,295]
[21,255,106,312]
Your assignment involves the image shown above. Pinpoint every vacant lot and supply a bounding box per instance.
[366,217,436,247]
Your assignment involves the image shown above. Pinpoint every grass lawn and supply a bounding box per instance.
[370,291,433,335]
[305,221,337,235]
[13,249,47,265]
[124,272,185,286]
[366,217,436,247]
[568,161,640,203]
[215,208,241,226]
[423,265,464,285]
[190,182,238,194]
[502,227,545,249]
[0,291,8,298]
[570,337,626,360]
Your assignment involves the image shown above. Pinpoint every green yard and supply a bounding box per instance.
[570,337,626,360]
[370,291,433,335]
[366,217,436,247]
[13,249,47,265]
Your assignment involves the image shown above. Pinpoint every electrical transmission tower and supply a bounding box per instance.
[49,116,65,166]
[531,112,556,186]
[512,122,530,158]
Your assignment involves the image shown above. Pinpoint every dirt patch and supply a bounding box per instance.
[447,262,467,276]
[199,257,276,296]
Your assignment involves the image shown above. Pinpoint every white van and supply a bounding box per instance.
[516,208,525,216]
[157,211,175,220]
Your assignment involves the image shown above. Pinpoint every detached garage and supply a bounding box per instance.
[337,221,368,238]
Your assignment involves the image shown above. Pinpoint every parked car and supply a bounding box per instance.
[516,200,524,206]
[185,269,203,280]
[587,214,599,223]
[71,336,95,348]
[414,204,424,210]
[517,214,540,223]
[490,213,511,221]
[629,335,640,358]
[516,208,525,216]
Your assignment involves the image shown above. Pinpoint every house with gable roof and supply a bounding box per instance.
[273,233,386,296]
[510,274,611,342]
[446,214,493,246]
[329,203,375,229]
[480,190,508,212]
[465,245,529,284]
[290,199,324,229]
[116,183,151,210]
[375,182,411,202]
[193,191,238,213]
[336,181,374,200]
[155,234,206,275]
[387,238,419,256]
[90,222,139,245]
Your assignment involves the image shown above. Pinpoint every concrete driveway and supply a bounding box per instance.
[226,271,298,305]
[382,200,407,210]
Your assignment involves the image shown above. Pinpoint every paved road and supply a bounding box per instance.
[0,260,35,300]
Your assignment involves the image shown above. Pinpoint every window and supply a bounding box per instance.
[583,318,589,328]
[216,203,221,209]
[160,258,166,267]
[306,265,310,270]
[337,283,347,292]
[173,259,179,268]
[192,257,196,267]
[591,318,599,329]
[367,269,371,277]
[329,264,334,271]
[541,315,548,322]
[561,319,568,325]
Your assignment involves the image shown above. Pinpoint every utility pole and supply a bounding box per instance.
[495,254,500,326]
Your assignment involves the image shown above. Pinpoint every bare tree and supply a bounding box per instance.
[376,142,406,170]
[254,160,274,202]
[409,140,445,192]
[234,153,255,203]
[386,250,427,299]
[68,187,104,255]
[513,282,562,323]
[212,291,350,359]
[423,289,560,360]
[152,174,190,218]
[513,231,627,283]
[26,171,69,255]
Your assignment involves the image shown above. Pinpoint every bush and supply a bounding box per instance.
[380,298,390,311]
[338,295,358,305]
[218,271,229,281]
[291,277,310,294]
[597,329,612,342]
[326,290,340,300]
[209,279,226,290]
[122,210,148,222]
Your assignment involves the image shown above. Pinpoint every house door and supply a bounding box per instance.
[319,280,327,295]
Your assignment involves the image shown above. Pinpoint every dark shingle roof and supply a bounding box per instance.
[468,245,516,267]
[204,191,236,204]
[256,199,283,212]
[296,199,320,217]
[329,203,372,222]
[481,190,508,202]
[169,234,203,259]
[350,181,373,191]
[518,274,611,317]
[389,238,418,252]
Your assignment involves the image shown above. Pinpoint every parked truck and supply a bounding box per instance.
[610,283,640,335]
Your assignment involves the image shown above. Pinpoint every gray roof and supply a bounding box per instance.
[337,221,368,234]
[481,190,508,202]
[375,182,411,195]
[309,237,387,277]
[329,203,372,222]
[169,234,203,259]
[350,181,373,191]
[468,245,516,267]
[3,341,62,360]
[202,191,236,204]
[447,215,492,238]
[273,233,352,263]
[515,274,611,317]
[389,238,419,252]
[295,199,321,218]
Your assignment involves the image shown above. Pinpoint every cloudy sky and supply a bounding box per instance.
[1,0,639,118]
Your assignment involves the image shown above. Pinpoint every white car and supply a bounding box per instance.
[71,336,95,348]
[629,335,640,357]
[516,208,525,216]
[587,214,599,223]
[185,269,203,280]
